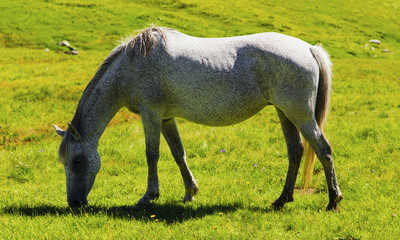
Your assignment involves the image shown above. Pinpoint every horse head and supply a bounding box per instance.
[53,123,101,207]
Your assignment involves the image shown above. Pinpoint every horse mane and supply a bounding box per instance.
[124,26,169,56]
[70,27,170,134]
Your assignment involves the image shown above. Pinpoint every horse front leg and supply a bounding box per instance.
[137,107,162,205]
[272,108,303,209]
[162,118,198,202]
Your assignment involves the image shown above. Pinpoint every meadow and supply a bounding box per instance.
[0,0,399,239]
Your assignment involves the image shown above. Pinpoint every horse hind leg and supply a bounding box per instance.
[298,120,343,211]
[272,108,303,209]
[161,118,198,202]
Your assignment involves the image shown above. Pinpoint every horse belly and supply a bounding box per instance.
[185,103,268,127]
[165,75,269,126]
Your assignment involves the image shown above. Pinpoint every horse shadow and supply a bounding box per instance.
[1,201,275,223]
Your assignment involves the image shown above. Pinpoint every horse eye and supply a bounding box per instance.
[74,158,81,164]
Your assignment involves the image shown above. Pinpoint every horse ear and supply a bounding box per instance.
[68,123,82,141]
[53,124,66,137]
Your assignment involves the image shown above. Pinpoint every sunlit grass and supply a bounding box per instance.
[1,0,400,239]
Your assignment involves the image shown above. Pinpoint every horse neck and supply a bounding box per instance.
[72,72,122,143]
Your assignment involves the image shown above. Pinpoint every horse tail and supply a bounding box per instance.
[302,45,333,191]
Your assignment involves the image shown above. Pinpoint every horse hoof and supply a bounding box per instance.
[183,195,195,203]
[271,199,285,210]
[183,186,198,203]
[138,191,159,205]
[327,207,340,213]
[326,195,343,212]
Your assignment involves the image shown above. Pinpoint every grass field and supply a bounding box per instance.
[1,0,400,239]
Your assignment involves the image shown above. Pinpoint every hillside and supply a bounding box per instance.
[1,0,399,58]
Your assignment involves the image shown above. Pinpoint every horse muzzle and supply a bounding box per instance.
[68,198,88,208]
[66,184,89,208]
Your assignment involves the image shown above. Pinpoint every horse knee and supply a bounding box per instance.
[295,144,304,160]
[175,150,186,162]
[288,143,303,165]
[146,150,160,162]
[317,144,334,167]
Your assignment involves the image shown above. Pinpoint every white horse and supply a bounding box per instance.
[54,27,342,210]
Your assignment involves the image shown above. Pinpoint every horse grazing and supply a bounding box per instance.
[53,27,342,210]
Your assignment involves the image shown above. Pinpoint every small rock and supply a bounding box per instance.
[382,49,389,53]
[369,39,381,44]
[44,48,50,52]
[58,40,78,55]
[65,50,78,55]
[370,47,375,51]
[58,40,71,47]
[67,46,77,51]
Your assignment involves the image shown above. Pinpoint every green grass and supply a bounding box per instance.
[1,0,400,239]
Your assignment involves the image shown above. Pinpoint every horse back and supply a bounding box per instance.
[131,29,320,126]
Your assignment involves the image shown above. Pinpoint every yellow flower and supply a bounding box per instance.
[150,215,156,218]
